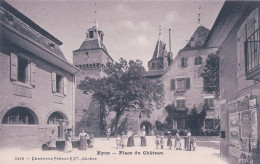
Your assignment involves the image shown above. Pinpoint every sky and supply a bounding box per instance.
[6,0,224,70]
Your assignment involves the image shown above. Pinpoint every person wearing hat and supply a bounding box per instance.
[167,131,173,149]
[64,129,73,153]
[49,129,57,150]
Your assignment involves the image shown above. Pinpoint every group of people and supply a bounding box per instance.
[78,129,95,151]
[115,129,196,151]
[46,128,196,152]
[46,129,94,153]
[116,128,136,149]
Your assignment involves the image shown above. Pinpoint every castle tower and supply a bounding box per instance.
[73,21,113,136]
[148,27,173,71]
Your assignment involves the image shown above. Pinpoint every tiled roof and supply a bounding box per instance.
[0,1,67,61]
[77,39,108,54]
[184,25,210,49]
[0,0,62,45]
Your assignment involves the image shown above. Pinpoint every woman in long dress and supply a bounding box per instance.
[49,130,57,150]
[120,132,126,148]
[79,129,88,150]
[174,130,181,150]
[140,130,147,147]
[127,129,134,147]
[167,132,173,149]
[64,129,73,153]
[185,130,191,151]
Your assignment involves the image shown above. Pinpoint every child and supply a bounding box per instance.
[160,132,164,149]
[155,135,160,149]
[121,132,126,149]
[88,133,94,148]
[191,138,197,151]
[116,134,121,149]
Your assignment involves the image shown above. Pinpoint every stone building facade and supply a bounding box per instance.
[0,1,79,149]
[204,1,260,163]
[73,22,113,136]
[123,26,220,136]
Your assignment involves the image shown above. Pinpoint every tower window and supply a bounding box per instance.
[89,31,94,38]
[181,57,188,67]
[191,37,195,47]
[195,56,203,65]
[152,62,155,70]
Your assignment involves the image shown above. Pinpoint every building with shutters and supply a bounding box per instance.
[204,1,260,163]
[0,0,79,149]
[137,25,220,135]
[73,21,113,136]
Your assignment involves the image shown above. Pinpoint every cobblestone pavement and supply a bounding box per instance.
[0,136,227,164]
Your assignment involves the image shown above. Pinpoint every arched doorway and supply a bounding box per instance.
[47,111,68,139]
[2,106,39,124]
[140,121,152,136]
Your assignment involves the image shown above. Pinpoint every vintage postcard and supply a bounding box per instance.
[0,0,259,164]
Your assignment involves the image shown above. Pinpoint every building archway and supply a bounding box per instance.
[2,106,39,125]
[47,111,68,139]
[140,121,152,136]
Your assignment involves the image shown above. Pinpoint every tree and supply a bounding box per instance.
[200,52,220,98]
[164,104,189,129]
[78,58,164,135]
[187,106,200,135]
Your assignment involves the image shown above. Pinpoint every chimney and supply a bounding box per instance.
[169,29,172,53]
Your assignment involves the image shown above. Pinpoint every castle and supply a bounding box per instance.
[73,21,113,135]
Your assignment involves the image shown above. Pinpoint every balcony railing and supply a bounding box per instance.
[245,27,260,79]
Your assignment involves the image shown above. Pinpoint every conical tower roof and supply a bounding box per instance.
[151,40,167,60]
[184,25,210,49]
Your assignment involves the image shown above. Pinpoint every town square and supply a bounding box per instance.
[0,0,260,164]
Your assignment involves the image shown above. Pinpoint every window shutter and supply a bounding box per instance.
[30,63,36,86]
[10,53,18,80]
[171,79,175,90]
[186,78,190,89]
[52,72,56,92]
[64,76,67,96]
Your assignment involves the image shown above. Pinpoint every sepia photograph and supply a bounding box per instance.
[0,0,259,164]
